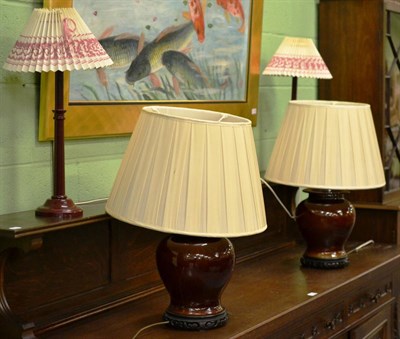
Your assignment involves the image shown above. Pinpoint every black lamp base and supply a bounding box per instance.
[301,256,349,269]
[164,311,228,330]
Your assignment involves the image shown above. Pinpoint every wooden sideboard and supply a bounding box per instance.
[0,186,400,338]
[43,243,400,339]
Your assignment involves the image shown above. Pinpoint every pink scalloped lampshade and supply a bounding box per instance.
[263,37,332,79]
[3,7,113,73]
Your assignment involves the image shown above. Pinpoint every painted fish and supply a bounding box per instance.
[183,0,206,43]
[95,27,142,89]
[125,22,195,85]
[216,0,245,33]
[162,50,208,91]
[99,33,141,68]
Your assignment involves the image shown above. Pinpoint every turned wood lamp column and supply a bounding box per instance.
[3,7,113,218]
[265,100,385,269]
[35,71,83,217]
[106,106,267,330]
[262,36,332,100]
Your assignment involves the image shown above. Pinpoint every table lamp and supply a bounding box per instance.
[3,7,113,218]
[265,101,385,269]
[263,37,332,100]
[106,106,267,330]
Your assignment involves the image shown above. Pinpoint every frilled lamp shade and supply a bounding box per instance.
[265,101,385,268]
[3,8,113,218]
[3,8,112,72]
[263,37,332,100]
[106,106,267,329]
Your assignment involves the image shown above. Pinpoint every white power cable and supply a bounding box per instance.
[261,178,295,220]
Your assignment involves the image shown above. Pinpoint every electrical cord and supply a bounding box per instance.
[132,321,170,339]
[347,240,375,254]
[75,197,108,205]
[261,178,295,220]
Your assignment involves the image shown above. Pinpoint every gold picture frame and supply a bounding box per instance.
[39,0,263,140]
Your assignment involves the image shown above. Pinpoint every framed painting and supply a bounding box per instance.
[39,0,263,140]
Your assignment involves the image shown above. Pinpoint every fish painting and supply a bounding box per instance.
[162,50,208,92]
[125,22,195,85]
[216,0,246,33]
[69,0,253,104]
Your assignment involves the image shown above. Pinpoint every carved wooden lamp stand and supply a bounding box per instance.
[106,106,267,330]
[3,7,113,218]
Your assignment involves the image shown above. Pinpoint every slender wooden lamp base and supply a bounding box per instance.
[35,71,83,219]
[36,196,83,218]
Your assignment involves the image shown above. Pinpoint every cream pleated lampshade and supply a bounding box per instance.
[3,7,113,72]
[263,37,332,79]
[265,101,385,190]
[106,106,267,237]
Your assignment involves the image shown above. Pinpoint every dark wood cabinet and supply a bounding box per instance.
[318,0,400,204]
[0,193,399,338]
[318,0,400,247]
